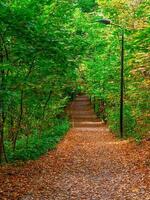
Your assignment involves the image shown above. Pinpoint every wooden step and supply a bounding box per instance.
[75,97,89,101]
[73,101,90,104]
[73,119,100,122]
[68,95,102,128]
[72,115,98,119]
[74,100,90,102]
[72,122,103,128]
[71,105,92,108]
[71,114,96,118]
[72,107,92,111]
[70,111,95,115]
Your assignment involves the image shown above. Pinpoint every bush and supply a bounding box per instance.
[5,118,70,162]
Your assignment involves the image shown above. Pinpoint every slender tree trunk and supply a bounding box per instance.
[38,90,52,135]
[0,34,9,163]
[0,70,4,163]
[13,90,24,151]
[0,70,7,163]
[42,90,52,119]
[12,61,35,151]
[0,37,5,163]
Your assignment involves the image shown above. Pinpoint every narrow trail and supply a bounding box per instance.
[0,95,149,200]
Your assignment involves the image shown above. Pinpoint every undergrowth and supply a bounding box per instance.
[5,118,70,162]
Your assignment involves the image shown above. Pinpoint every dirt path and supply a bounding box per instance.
[0,95,150,200]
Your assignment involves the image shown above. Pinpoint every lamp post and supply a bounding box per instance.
[97,19,124,138]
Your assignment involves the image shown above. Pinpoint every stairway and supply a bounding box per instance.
[69,95,103,128]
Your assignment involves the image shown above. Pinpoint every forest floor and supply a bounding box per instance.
[0,95,150,200]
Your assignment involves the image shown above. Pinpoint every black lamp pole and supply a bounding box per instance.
[120,28,124,138]
[97,19,124,138]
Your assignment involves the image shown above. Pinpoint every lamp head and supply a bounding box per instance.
[96,19,112,25]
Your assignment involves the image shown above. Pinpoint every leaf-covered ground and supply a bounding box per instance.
[0,128,149,200]
[0,96,149,200]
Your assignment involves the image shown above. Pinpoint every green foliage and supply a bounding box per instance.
[5,118,70,161]
[0,0,149,163]
[76,0,150,139]
[78,0,97,12]
[0,0,85,163]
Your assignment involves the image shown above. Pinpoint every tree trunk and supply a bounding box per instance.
[0,70,7,163]
[42,90,52,119]
[13,90,24,151]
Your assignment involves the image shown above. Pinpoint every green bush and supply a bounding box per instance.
[5,118,70,162]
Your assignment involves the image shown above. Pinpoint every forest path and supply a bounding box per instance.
[0,95,150,200]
